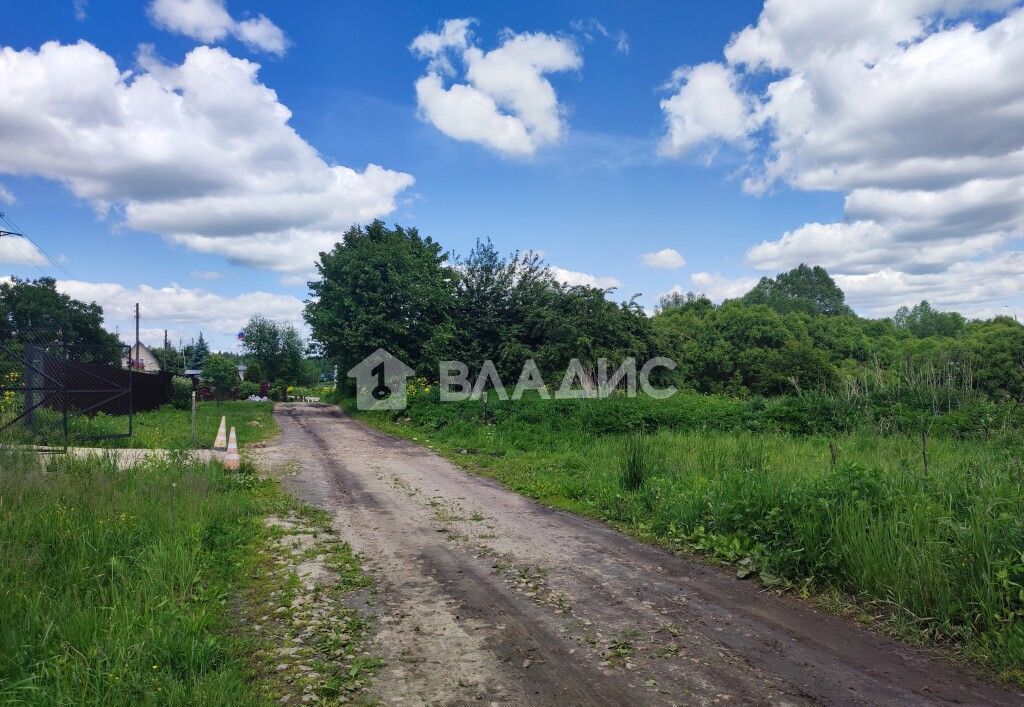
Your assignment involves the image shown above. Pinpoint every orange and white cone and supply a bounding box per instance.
[223,427,240,470]
[213,416,228,453]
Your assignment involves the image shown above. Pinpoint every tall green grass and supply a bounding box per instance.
[347,395,1024,681]
[14,400,277,449]
[0,449,272,705]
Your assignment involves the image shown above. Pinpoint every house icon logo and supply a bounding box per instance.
[347,348,415,410]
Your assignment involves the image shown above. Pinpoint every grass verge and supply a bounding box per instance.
[341,394,1024,685]
[73,401,277,449]
[0,447,380,705]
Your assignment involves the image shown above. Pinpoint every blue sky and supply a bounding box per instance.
[2,1,1022,348]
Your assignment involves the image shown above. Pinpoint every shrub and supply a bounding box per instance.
[202,354,238,402]
[170,376,193,410]
[239,381,260,399]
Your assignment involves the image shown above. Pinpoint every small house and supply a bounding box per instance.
[124,343,162,373]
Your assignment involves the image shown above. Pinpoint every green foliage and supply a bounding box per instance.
[152,344,184,375]
[305,220,457,380]
[268,381,289,402]
[201,354,237,401]
[741,263,852,316]
[240,315,305,384]
[967,317,1024,399]
[303,222,1024,403]
[895,300,966,338]
[0,277,122,365]
[169,376,192,410]
[239,380,260,399]
[186,333,211,370]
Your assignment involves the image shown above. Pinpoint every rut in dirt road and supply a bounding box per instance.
[253,403,1023,706]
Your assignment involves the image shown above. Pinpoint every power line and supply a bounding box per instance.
[0,211,76,281]
[0,220,57,281]
[0,210,129,321]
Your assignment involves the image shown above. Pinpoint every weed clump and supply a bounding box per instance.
[620,434,653,491]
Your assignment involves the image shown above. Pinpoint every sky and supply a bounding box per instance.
[1,0,1022,350]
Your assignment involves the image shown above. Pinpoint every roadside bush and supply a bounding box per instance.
[170,376,193,410]
[239,381,260,399]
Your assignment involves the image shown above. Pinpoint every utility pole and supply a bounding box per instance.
[134,303,141,371]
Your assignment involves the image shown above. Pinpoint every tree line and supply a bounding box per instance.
[3,226,1021,403]
[304,221,1024,401]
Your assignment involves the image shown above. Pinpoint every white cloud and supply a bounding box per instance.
[615,32,630,56]
[688,272,758,302]
[55,278,305,350]
[550,266,621,290]
[570,19,629,55]
[411,19,581,156]
[0,235,47,266]
[658,63,754,156]
[0,41,413,274]
[73,0,87,21]
[189,270,222,280]
[233,15,288,56]
[640,248,685,269]
[660,1,1024,313]
[0,184,14,204]
[835,255,1024,317]
[149,0,288,55]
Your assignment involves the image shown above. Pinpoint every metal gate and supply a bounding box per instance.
[0,334,132,452]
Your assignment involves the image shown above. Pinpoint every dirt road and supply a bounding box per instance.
[254,403,1022,706]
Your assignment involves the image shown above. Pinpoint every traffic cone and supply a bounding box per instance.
[223,427,240,470]
[214,416,227,452]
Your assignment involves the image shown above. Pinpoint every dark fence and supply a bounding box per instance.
[15,346,172,417]
[68,363,174,415]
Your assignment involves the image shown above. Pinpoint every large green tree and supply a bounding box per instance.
[305,221,457,378]
[741,264,852,316]
[240,315,304,384]
[0,277,122,365]
[893,300,966,338]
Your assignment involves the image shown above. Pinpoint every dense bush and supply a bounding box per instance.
[169,376,192,410]
[239,381,260,399]
[268,381,289,402]
[393,387,1020,441]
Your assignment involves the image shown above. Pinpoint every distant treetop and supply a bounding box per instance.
[740,264,853,317]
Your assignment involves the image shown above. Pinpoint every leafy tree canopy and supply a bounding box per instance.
[241,314,305,384]
[305,220,457,378]
[894,300,966,338]
[303,222,1024,402]
[0,276,122,365]
[741,264,852,316]
[201,353,237,401]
